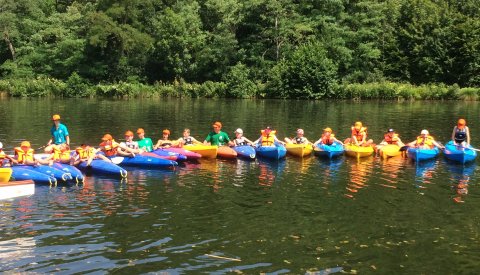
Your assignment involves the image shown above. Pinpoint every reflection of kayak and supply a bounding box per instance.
[233,145,256,159]
[444,141,477,164]
[286,144,313,157]
[52,163,84,183]
[163,148,202,160]
[77,159,127,178]
[217,146,237,159]
[344,144,374,158]
[314,142,344,159]
[407,147,440,162]
[11,167,57,185]
[149,150,187,161]
[0,167,12,182]
[16,165,72,182]
[256,144,287,160]
[184,145,218,158]
[379,144,401,158]
[109,155,177,169]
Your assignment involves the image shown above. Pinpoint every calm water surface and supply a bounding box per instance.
[1,98,480,274]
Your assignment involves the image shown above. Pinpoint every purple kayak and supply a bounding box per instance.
[157,148,201,160]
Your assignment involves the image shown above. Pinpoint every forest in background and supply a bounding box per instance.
[0,0,479,99]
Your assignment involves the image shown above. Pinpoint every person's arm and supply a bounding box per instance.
[451,127,456,142]
[153,140,162,150]
[66,136,70,146]
[334,137,344,145]
[433,140,445,149]
[274,136,286,145]
[191,137,202,145]
[203,133,211,145]
[253,137,261,146]
[467,127,471,144]
[352,135,359,145]
[244,138,255,145]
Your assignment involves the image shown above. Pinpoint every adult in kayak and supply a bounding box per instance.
[375,129,404,150]
[99,134,136,157]
[344,121,373,146]
[176,128,202,146]
[72,143,111,166]
[154,129,179,149]
[407,130,444,149]
[0,142,16,167]
[451,118,470,146]
[253,126,285,146]
[136,128,154,152]
[119,130,144,155]
[45,114,70,153]
[204,121,232,146]
[232,128,254,146]
[285,129,312,145]
[313,128,344,146]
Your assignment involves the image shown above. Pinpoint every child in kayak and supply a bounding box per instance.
[154,129,179,149]
[344,121,373,146]
[253,126,285,147]
[285,129,312,145]
[313,128,344,146]
[0,142,16,167]
[232,128,254,146]
[43,143,73,165]
[176,128,202,146]
[452,118,470,146]
[72,144,111,166]
[12,141,41,165]
[136,128,154,152]
[375,128,404,150]
[119,130,144,155]
[99,134,136,157]
[407,130,444,149]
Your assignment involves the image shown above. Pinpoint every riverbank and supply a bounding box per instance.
[1,77,479,100]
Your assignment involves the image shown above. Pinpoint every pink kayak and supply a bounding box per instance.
[164,147,202,160]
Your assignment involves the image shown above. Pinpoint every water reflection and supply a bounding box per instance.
[446,163,476,203]
[378,156,408,189]
[344,157,374,198]
[257,159,286,187]
[413,160,438,189]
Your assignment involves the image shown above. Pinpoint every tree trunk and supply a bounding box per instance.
[3,30,16,61]
[275,15,279,61]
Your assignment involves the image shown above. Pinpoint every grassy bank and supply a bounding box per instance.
[0,77,479,100]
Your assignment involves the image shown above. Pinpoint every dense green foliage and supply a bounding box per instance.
[1,0,479,98]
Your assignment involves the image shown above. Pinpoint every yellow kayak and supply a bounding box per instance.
[344,144,374,158]
[379,144,402,158]
[183,145,218,158]
[285,143,313,157]
[0,167,13,182]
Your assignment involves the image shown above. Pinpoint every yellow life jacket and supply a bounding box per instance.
[261,130,277,146]
[416,135,435,148]
[0,151,6,160]
[53,147,71,162]
[14,147,35,163]
[76,147,95,160]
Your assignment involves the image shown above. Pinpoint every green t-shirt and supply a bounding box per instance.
[205,131,230,146]
[138,137,153,152]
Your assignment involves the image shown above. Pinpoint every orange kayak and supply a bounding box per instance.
[217,146,237,159]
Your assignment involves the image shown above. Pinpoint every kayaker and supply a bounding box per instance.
[313,128,344,146]
[45,114,70,153]
[0,142,16,167]
[344,121,373,146]
[13,141,40,165]
[176,128,202,146]
[451,118,470,146]
[119,130,144,154]
[407,130,444,149]
[72,143,111,166]
[253,126,285,147]
[154,129,179,149]
[285,129,312,145]
[99,134,136,157]
[376,129,405,150]
[136,128,154,152]
[43,144,73,165]
[204,121,232,146]
[232,128,254,146]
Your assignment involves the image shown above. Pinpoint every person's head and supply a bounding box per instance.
[56,143,69,151]
[212,121,222,133]
[323,127,332,135]
[354,121,363,130]
[20,141,31,151]
[102,134,113,142]
[420,129,429,136]
[183,128,190,137]
[0,141,3,151]
[457,118,466,129]
[387,128,395,136]
[264,126,272,134]
[52,114,61,126]
[125,130,134,142]
[136,128,145,138]
[296,129,304,136]
[234,128,243,137]
[162,129,170,139]
[80,143,89,149]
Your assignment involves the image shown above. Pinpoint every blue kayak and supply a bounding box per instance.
[255,144,287,160]
[233,145,256,159]
[53,163,85,183]
[109,155,178,169]
[150,149,187,162]
[444,141,477,164]
[11,166,57,185]
[407,147,440,162]
[314,142,344,159]
[17,165,73,182]
[77,159,127,178]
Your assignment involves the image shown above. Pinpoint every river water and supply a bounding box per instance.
[1,98,479,273]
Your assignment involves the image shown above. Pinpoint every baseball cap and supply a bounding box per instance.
[234,128,243,134]
[136,128,145,134]
[212,121,222,128]
[297,129,304,135]
[102,134,113,141]
[21,141,31,147]
[52,114,61,121]
[125,130,134,136]
[323,127,332,132]
[388,128,394,132]
[0,142,3,149]
[420,129,429,135]
[163,129,170,135]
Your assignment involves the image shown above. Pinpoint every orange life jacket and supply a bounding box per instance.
[351,126,367,141]
[416,135,435,148]
[260,130,277,146]
[384,133,400,144]
[321,133,336,145]
[99,140,119,157]
[53,147,71,162]
[76,147,96,160]
[14,147,35,163]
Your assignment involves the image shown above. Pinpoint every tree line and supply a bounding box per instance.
[1,0,479,98]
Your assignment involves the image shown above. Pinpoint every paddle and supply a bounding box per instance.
[459,145,480,152]
[399,145,410,152]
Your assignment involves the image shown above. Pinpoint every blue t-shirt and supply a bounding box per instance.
[51,123,69,145]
